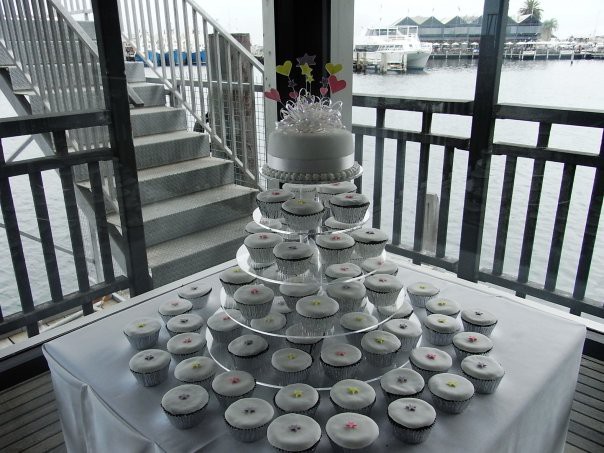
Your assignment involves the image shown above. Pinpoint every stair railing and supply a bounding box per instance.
[118,0,264,187]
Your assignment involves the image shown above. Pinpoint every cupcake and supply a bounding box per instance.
[245,219,282,234]
[317,181,357,208]
[339,312,379,347]
[207,309,244,343]
[376,300,413,321]
[283,183,318,201]
[381,318,422,351]
[380,368,425,404]
[325,263,363,281]
[228,334,269,371]
[452,332,493,361]
[279,278,320,311]
[161,384,209,429]
[244,232,283,266]
[129,349,171,386]
[177,283,212,309]
[324,216,356,231]
[330,379,376,415]
[234,284,274,320]
[271,348,313,385]
[158,299,193,323]
[326,280,366,313]
[360,330,401,367]
[325,412,379,452]
[350,228,388,258]
[388,398,436,444]
[330,193,370,224]
[211,370,256,408]
[174,356,216,389]
[409,347,452,381]
[166,313,205,337]
[123,317,161,350]
[425,297,460,318]
[273,242,314,276]
[224,397,274,442]
[261,266,283,296]
[250,312,287,348]
[267,413,322,453]
[296,295,339,335]
[364,274,404,307]
[428,373,475,414]
[406,282,440,308]
[272,298,294,321]
[273,383,320,416]
[257,189,294,219]
[315,233,355,265]
[460,355,505,394]
[220,266,256,297]
[423,314,461,346]
[284,324,324,357]
[167,332,206,361]
[361,257,398,275]
[281,199,325,231]
[320,343,363,380]
[461,308,498,336]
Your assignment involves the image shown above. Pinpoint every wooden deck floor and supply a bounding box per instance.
[0,356,602,452]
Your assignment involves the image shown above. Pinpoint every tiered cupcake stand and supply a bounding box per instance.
[205,176,418,391]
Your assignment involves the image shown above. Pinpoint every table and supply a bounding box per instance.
[43,259,585,453]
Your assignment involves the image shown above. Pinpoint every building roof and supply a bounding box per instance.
[391,15,526,27]
[517,14,542,25]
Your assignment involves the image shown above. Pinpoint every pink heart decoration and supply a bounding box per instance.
[264,88,281,102]
[319,86,329,96]
[328,75,346,94]
[288,91,299,99]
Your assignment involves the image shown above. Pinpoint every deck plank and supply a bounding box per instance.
[0,391,56,426]
[572,400,604,423]
[578,374,604,392]
[0,410,60,449]
[580,365,604,383]
[583,356,604,367]
[564,442,588,453]
[574,390,604,412]
[576,382,604,402]
[0,399,58,437]
[0,381,54,412]
[566,431,602,453]
[3,420,63,451]
[571,410,604,437]
[0,372,51,400]
[22,432,65,453]
[582,358,604,374]
[568,420,604,447]
[47,443,68,453]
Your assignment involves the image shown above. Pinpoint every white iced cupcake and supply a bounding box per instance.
[211,370,255,408]
[324,216,357,232]
[273,242,314,276]
[257,189,294,219]
[330,379,376,415]
[228,334,269,371]
[361,257,398,276]
[281,199,325,231]
[388,398,436,444]
[425,297,460,318]
[406,282,440,308]
[315,233,355,265]
[317,181,357,208]
[234,284,274,320]
[326,279,366,313]
[129,349,171,387]
[461,355,505,394]
[284,324,323,357]
[123,317,161,350]
[174,356,216,389]
[360,330,401,367]
[461,308,498,336]
[280,278,320,311]
[283,183,318,201]
[166,313,205,337]
[326,412,379,452]
[177,283,212,309]
[380,368,425,404]
[207,309,244,343]
[382,318,422,351]
[364,274,404,307]
[220,266,257,297]
[296,295,339,335]
[350,228,388,258]
[245,219,282,234]
[452,332,493,361]
[272,298,294,321]
[325,262,363,281]
[224,397,274,442]
[267,413,322,453]
[161,384,209,429]
[273,383,320,417]
[409,347,452,381]
[271,348,313,386]
[330,193,370,224]
[250,312,287,348]
[423,314,461,346]
[376,300,413,321]
[167,332,206,361]
[244,232,283,266]
[158,299,193,323]
[340,312,378,348]
[428,373,475,414]
[320,343,363,381]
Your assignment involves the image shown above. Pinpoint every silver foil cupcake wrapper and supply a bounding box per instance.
[461,320,497,337]
[327,435,376,453]
[423,327,457,346]
[453,344,492,361]
[131,366,169,387]
[124,331,160,350]
[166,326,203,338]
[232,349,269,372]
[462,371,503,394]
[398,334,421,352]
[285,338,323,357]
[381,386,424,405]
[221,280,257,298]
[281,210,325,231]
[425,308,460,318]
[170,346,206,363]
[409,362,448,382]
[365,288,402,307]
[320,358,362,381]
[330,204,369,224]
[186,295,211,310]
[275,256,313,276]
[274,395,321,417]
[430,392,474,414]
[316,245,354,265]
[224,417,271,443]
[274,365,312,386]
[247,247,278,266]
[332,296,364,314]
[159,308,192,324]
[175,374,215,391]
[213,386,255,408]
[407,292,439,308]
[163,404,208,429]
[236,300,273,320]
[257,199,287,219]
[388,415,435,444]
[364,349,398,368]
[330,396,375,416]
[208,325,243,344]
[271,438,321,453]
[299,314,335,336]
[353,241,387,259]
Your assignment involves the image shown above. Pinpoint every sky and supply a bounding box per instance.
[195,0,604,46]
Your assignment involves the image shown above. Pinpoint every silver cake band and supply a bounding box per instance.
[267,154,355,172]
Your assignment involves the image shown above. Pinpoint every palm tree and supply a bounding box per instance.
[519,0,543,21]
[541,19,558,41]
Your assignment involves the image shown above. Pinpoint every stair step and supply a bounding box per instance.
[128,82,165,107]
[125,61,145,83]
[129,106,187,137]
[133,130,210,170]
[107,184,257,247]
[147,217,250,287]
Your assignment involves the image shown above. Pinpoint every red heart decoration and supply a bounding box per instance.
[328,75,346,94]
[288,91,299,99]
[264,88,281,102]
[319,86,329,96]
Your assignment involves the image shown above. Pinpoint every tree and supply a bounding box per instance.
[541,19,558,41]
[519,0,543,21]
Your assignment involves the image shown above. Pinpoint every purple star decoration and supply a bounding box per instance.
[296,53,316,67]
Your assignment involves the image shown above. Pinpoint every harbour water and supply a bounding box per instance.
[1,58,603,317]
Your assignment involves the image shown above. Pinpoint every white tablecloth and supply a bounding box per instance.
[43,261,585,453]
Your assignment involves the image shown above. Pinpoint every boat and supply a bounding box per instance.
[354,25,432,70]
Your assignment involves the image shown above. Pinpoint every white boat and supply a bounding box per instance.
[354,25,432,70]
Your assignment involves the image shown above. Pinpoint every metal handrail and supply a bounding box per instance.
[118,0,264,187]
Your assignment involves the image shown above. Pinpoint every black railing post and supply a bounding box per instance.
[457,0,508,282]
[91,0,151,295]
